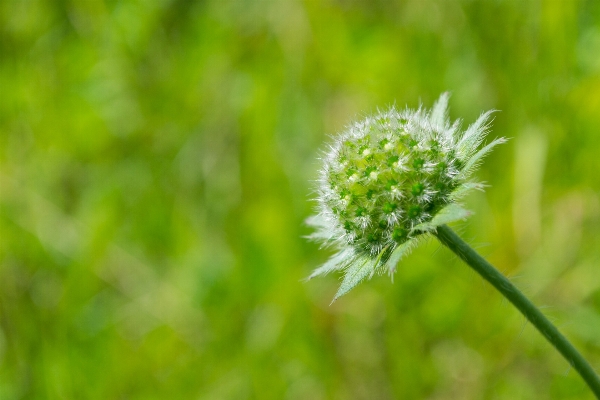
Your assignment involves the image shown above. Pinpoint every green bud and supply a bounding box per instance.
[307,93,506,300]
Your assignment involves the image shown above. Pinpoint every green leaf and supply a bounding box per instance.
[385,239,417,275]
[305,228,336,241]
[333,256,375,301]
[458,110,495,157]
[431,92,450,127]
[449,182,485,201]
[307,249,354,280]
[460,137,507,178]
[305,215,328,230]
[413,203,472,232]
[305,215,337,242]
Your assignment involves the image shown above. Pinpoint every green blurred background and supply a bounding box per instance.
[1,0,600,399]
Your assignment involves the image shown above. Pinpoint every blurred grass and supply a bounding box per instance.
[1,0,600,399]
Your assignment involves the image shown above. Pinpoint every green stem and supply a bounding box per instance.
[435,224,600,398]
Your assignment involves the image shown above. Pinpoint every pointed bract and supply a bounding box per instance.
[413,203,472,233]
[430,92,450,128]
[460,137,508,179]
[308,248,354,280]
[458,110,495,159]
[333,256,376,301]
[385,239,418,275]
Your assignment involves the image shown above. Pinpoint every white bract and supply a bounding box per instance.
[308,93,505,300]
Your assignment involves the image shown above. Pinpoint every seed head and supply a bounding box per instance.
[307,93,506,300]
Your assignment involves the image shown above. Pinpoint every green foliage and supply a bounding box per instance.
[1,0,600,399]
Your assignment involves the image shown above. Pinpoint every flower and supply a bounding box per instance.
[307,93,506,300]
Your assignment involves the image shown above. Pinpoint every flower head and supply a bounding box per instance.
[308,93,505,300]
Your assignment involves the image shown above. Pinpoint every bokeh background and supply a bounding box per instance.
[1,0,600,399]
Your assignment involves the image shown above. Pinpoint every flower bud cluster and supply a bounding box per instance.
[309,93,505,299]
[321,109,460,257]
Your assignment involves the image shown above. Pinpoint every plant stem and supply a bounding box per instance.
[435,224,600,398]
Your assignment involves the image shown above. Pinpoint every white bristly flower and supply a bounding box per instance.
[307,93,506,301]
